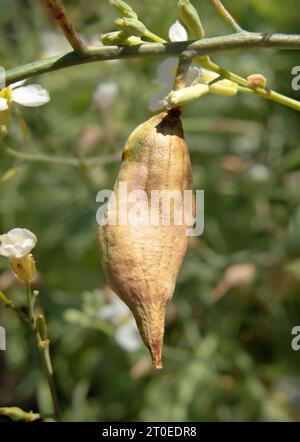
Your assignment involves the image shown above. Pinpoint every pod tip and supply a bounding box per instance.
[152,356,163,370]
[149,340,163,370]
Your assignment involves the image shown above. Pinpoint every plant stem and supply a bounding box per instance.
[173,53,193,91]
[5,147,122,167]
[5,32,300,85]
[38,344,62,423]
[25,283,35,328]
[0,291,29,323]
[25,282,62,422]
[237,85,300,111]
[40,0,90,55]
[210,0,244,33]
[202,59,300,111]
[144,30,166,43]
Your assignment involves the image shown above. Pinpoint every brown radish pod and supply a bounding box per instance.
[97,108,194,369]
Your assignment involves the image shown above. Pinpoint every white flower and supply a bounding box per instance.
[93,82,118,110]
[168,20,188,42]
[0,80,50,110]
[149,58,201,111]
[98,293,141,352]
[0,228,37,259]
[149,21,239,111]
[149,22,200,112]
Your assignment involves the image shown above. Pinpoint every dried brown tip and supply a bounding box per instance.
[149,339,163,370]
[167,107,181,119]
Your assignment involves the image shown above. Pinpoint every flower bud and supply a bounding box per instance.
[109,0,138,19]
[10,253,36,282]
[167,84,209,107]
[114,17,147,37]
[36,314,49,345]
[177,0,205,38]
[209,79,238,96]
[199,69,219,83]
[100,30,130,45]
[247,74,267,88]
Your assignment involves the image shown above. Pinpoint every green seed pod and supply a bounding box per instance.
[98,110,194,369]
[177,0,205,39]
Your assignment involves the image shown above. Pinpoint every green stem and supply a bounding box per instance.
[5,147,121,166]
[0,291,28,323]
[25,283,62,422]
[144,30,166,43]
[201,59,300,112]
[210,0,244,33]
[173,53,193,91]
[25,283,35,328]
[39,344,62,423]
[5,32,300,85]
[237,85,300,111]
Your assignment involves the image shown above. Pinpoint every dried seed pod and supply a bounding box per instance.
[97,109,193,369]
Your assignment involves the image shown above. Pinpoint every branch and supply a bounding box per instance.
[5,147,122,166]
[210,0,244,33]
[173,53,193,91]
[40,0,89,55]
[0,291,29,323]
[5,32,300,85]
[25,283,62,422]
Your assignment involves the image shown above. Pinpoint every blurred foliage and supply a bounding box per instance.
[1,0,300,422]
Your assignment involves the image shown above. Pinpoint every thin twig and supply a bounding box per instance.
[210,0,244,33]
[5,32,300,86]
[40,0,89,55]
[25,283,62,422]
[5,147,121,166]
[202,59,300,111]
[0,291,29,323]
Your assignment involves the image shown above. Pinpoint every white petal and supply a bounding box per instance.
[149,58,202,112]
[153,58,177,86]
[12,85,50,107]
[0,97,8,111]
[148,86,169,112]
[115,322,141,352]
[168,21,188,42]
[93,82,118,110]
[187,64,202,86]
[0,228,37,258]
[10,79,27,89]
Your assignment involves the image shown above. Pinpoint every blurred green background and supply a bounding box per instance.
[1,0,300,422]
